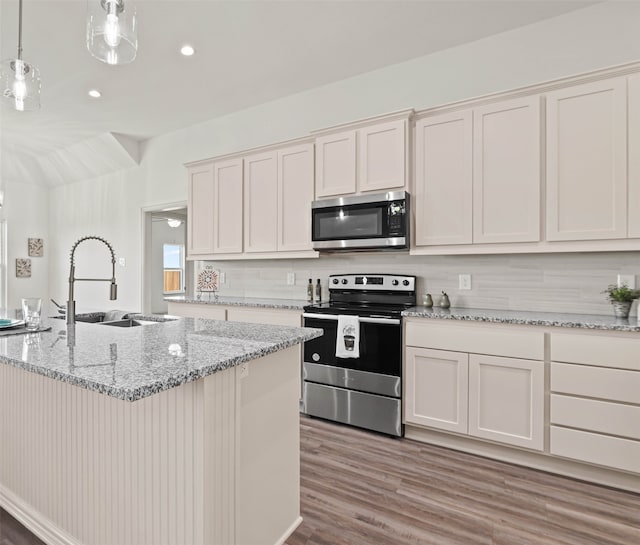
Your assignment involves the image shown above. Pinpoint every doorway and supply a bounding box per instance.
[141,202,192,314]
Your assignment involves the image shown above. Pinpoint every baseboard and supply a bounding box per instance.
[274,516,303,545]
[404,425,640,494]
[0,484,79,545]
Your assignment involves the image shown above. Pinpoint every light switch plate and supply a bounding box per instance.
[287,272,295,286]
[617,274,636,289]
[220,272,226,284]
[118,257,126,267]
[458,274,472,290]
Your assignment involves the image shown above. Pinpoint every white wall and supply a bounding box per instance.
[3,180,49,312]
[44,2,640,314]
[47,169,144,313]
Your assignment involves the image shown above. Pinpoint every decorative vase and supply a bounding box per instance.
[612,301,632,319]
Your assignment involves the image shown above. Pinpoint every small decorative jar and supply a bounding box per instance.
[439,291,451,309]
[422,293,433,308]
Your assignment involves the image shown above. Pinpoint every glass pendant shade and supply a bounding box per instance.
[0,0,41,111]
[87,0,137,65]
[1,58,41,111]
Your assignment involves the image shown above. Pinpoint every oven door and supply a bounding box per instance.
[302,313,402,398]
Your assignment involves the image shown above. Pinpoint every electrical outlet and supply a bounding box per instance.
[287,272,295,286]
[118,257,126,267]
[220,272,226,284]
[458,274,471,290]
[617,274,636,289]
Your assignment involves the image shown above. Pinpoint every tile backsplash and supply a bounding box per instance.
[198,251,639,316]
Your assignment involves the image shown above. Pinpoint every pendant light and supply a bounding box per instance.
[87,0,138,65]
[0,0,41,112]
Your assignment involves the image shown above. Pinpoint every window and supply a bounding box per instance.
[163,244,184,294]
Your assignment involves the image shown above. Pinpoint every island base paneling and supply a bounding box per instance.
[0,347,301,545]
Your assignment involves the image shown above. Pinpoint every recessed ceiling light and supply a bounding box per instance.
[180,45,195,56]
[88,89,102,98]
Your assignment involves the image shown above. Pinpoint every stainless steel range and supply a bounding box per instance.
[302,274,416,436]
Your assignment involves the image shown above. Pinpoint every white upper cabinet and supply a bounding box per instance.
[244,151,278,253]
[546,77,627,241]
[187,162,215,256]
[244,141,315,254]
[278,143,315,252]
[315,114,409,198]
[358,119,406,193]
[414,96,540,248]
[315,130,356,197]
[414,111,473,246]
[628,73,640,239]
[473,96,541,243]
[213,158,244,254]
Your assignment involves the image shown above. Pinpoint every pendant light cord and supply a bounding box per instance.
[17,0,23,60]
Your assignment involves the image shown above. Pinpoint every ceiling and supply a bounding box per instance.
[0,0,598,186]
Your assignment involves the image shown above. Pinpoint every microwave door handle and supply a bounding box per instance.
[303,313,400,325]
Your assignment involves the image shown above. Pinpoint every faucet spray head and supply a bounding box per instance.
[110,282,118,300]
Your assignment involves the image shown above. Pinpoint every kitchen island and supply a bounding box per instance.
[0,316,322,545]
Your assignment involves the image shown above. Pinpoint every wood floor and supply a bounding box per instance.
[2,416,639,545]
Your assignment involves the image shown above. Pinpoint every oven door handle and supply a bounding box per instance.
[303,313,401,325]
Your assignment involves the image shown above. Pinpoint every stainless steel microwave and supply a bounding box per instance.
[311,191,409,251]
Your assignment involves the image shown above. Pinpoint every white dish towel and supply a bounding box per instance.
[335,315,360,359]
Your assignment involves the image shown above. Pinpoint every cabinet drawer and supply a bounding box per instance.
[551,333,640,371]
[227,308,301,326]
[405,320,544,360]
[167,302,227,320]
[551,394,640,440]
[551,362,640,404]
[550,426,640,474]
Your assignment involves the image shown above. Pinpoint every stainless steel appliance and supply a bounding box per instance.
[311,191,409,251]
[302,273,416,436]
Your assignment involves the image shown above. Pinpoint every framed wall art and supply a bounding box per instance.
[28,238,44,257]
[16,258,31,278]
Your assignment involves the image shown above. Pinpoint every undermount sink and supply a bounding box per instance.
[99,319,142,328]
[50,313,175,326]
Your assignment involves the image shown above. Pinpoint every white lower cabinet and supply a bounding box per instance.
[549,332,640,474]
[405,348,468,434]
[167,301,301,326]
[404,319,544,451]
[468,354,544,450]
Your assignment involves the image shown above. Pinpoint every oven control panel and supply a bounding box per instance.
[329,274,415,292]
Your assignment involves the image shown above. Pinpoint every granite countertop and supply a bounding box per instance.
[402,307,640,332]
[165,295,308,310]
[0,316,322,401]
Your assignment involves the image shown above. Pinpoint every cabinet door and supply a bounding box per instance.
[213,158,243,254]
[414,112,473,246]
[358,119,406,193]
[278,143,314,251]
[315,130,356,197]
[468,354,543,451]
[187,162,215,255]
[629,74,640,238]
[405,347,469,434]
[244,151,278,253]
[473,96,541,243]
[546,78,627,241]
